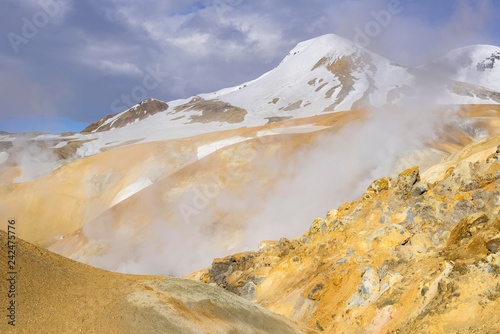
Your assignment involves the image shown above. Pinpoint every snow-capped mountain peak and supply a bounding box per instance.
[199,33,410,116]
[426,44,500,92]
[67,35,500,156]
[282,34,394,67]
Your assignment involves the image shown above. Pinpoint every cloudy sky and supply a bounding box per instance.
[0,0,499,133]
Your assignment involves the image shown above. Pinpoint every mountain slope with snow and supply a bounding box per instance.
[206,36,500,116]
[201,34,412,115]
[60,35,500,159]
[83,98,169,133]
[425,44,500,92]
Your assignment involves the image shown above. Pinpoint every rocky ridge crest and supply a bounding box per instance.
[82,98,169,133]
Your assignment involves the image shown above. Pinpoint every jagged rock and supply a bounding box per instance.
[394,166,420,199]
[208,252,256,290]
[325,210,338,224]
[307,283,324,301]
[309,218,326,235]
[277,238,295,257]
[486,238,500,254]
[367,177,392,194]
[411,181,429,196]
[451,160,500,192]
[448,213,489,245]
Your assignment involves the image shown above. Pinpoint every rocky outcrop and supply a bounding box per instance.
[195,135,500,333]
[452,81,500,103]
[265,116,293,124]
[476,51,500,71]
[174,96,247,124]
[82,98,169,133]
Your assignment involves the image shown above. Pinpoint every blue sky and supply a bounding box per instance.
[0,0,499,133]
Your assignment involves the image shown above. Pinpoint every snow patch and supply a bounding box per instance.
[0,152,9,165]
[76,138,103,158]
[197,137,250,159]
[110,177,153,207]
[257,125,330,137]
[51,141,68,149]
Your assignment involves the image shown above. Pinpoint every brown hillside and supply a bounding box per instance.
[0,229,315,334]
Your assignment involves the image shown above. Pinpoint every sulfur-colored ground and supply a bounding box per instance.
[196,134,500,333]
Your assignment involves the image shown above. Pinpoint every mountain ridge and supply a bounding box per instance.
[74,34,500,155]
[421,43,500,93]
[82,98,169,133]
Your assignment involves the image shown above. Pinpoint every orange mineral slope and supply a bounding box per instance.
[0,109,362,248]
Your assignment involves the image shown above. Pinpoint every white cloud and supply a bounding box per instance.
[83,59,143,76]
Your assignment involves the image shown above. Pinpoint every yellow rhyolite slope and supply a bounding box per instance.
[195,135,500,333]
